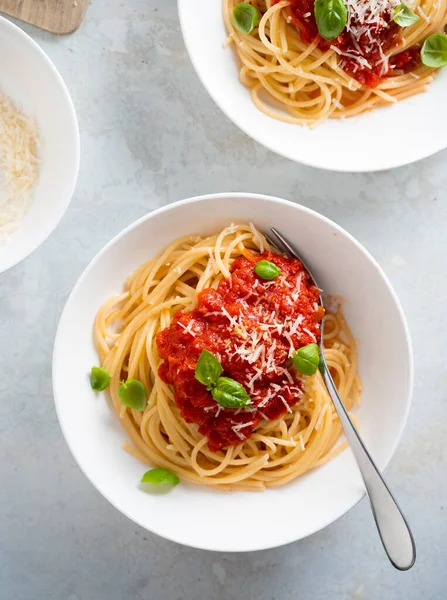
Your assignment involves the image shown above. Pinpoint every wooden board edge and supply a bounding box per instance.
[0,2,89,35]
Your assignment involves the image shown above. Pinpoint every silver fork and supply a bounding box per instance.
[269,227,416,571]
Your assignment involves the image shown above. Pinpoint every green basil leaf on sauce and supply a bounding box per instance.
[118,379,147,411]
[232,2,259,35]
[254,259,281,280]
[314,0,347,41]
[195,349,223,390]
[421,34,447,67]
[90,366,110,391]
[141,468,180,486]
[393,4,419,27]
[293,343,320,376]
[211,377,252,408]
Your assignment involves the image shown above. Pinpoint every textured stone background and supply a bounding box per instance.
[1,1,446,598]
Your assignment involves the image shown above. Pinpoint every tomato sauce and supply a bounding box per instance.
[286,0,418,88]
[157,251,324,452]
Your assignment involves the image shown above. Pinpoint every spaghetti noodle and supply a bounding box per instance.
[94,224,361,491]
[224,0,447,124]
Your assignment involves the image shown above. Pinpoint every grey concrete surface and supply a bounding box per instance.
[1,1,446,598]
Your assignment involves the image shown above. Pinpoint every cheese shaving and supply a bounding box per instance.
[0,94,39,242]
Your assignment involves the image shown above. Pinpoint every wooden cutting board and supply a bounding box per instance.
[0,0,90,34]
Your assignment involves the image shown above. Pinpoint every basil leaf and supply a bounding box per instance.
[314,0,347,41]
[421,34,447,67]
[211,377,251,408]
[232,2,259,34]
[141,468,180,486]
[293,343,320,376]
[118,379,147,411]
[90,366,110,391]
[195,349,223,390]
[393,4,419,26]
[254,259,281,280]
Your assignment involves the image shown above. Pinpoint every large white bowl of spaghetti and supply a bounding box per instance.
[178,0,447,171]
[53,193,412,551]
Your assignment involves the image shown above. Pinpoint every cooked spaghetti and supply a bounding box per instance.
[94,224,361,491]
[224,0,447,124]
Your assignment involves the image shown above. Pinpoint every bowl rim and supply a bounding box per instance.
[177,0,446,173]
[52,192,414,551]
[0,16,80,274]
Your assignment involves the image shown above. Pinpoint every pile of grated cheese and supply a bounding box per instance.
[332,0,402,75]
[0,93,39,242]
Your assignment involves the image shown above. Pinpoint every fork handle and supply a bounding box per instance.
[269,227,415,569]
[322,364,416,570]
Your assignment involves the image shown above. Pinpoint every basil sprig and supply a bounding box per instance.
[293,343,322,376]
[393,3,419,26]
[314,0,347,41]
[254,259,281,280]
[195,349,223,390]
[211,377,251,408]
[421,34,447,67]
[232,3,259,35]
[195,349,251,408]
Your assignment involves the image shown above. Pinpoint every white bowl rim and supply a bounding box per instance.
[53,192,414,551]
[0,16,80,273]
[177,1,447,173]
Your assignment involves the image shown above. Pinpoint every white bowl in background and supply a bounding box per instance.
[178,0,447,172]
[53,193,413,551]
[0,16,79,274]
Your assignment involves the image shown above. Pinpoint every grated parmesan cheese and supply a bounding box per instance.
[330,0,403,76]
[231,420,255,440]
[278,395,293,413]
[303,327,317,342]
[178,321,197,337]
[315,404,330,430]
[0,94,39,241]
[417,5,430,21]
[332,98,344,110]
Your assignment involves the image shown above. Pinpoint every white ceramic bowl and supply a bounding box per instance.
[53,193,413,551]
[178,0,447,172]
[0,17,79,273]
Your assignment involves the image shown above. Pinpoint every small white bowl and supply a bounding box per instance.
[53,193,413,552]
[0,17,79,273]
[178,0,447,172]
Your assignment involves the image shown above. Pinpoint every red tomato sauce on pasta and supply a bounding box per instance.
[157,251,324,452]
[286,0,418,88]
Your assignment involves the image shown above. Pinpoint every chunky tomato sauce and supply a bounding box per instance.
[286,0,418,88]
[157,251,324,452]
